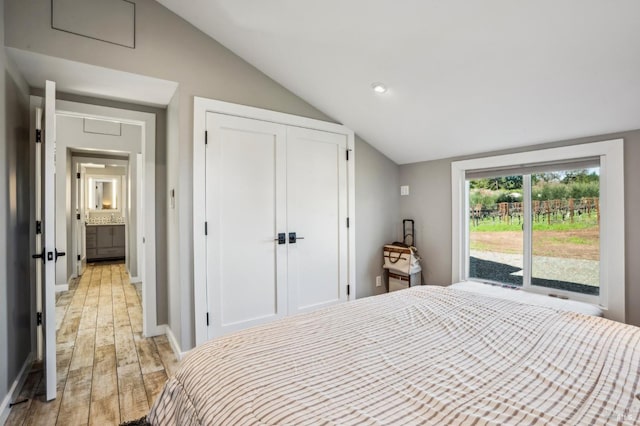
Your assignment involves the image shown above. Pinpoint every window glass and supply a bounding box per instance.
[468,175,523,287]
[530,168,600,295]
[468,168,600,296]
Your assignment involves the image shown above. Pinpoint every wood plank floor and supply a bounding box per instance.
[6,263,179,426]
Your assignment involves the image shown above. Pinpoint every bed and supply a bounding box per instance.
[449,281,604,317]
[148,286,640,425]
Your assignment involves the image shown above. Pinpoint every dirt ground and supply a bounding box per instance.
[470,228,599,260]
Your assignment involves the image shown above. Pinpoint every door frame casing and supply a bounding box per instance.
[71,156,129,278]
[29,97,162,338]
[193,97,356,346]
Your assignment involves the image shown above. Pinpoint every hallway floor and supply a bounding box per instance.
[6,263,179,425]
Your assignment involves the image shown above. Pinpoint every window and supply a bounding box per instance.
[452,140,625,322]
[468,165,600,296]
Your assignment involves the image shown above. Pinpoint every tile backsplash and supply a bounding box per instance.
[87,212,125,224]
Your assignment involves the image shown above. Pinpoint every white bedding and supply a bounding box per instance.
[450,281,603,316]
[148,286,639,425]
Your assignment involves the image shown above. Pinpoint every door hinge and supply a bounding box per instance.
[35,221,42,234]
[36,312,42,326]
[347,284,351,296]
[204,222,208,235]
[35,129,42,143]
[205,131,208,145]
[346,149,351,161]
[346,217,350,228]
[77,254,81,261]
[206,312,210,326]
[76,172,80,179]
[76,213,81,220]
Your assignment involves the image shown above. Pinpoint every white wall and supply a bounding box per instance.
[55,115,141,284]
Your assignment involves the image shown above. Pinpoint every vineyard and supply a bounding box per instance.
[468,172,600,294]
[470,197,599,229]
[469,197,600,259]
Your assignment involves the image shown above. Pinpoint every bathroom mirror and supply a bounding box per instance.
[87,175,122,211]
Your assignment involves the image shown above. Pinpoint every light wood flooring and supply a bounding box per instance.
[6,263,179,425]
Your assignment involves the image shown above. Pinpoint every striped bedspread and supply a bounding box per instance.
[148,286,640,425]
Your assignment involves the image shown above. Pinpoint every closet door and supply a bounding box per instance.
[286,127,349,314]
[205,113,287,337]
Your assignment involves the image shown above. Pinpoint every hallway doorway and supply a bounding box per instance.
[30,92,164,400]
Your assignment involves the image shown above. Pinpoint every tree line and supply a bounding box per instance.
[470,169,599,191]
[470,170,599,208]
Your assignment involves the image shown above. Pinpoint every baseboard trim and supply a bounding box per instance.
[163,325,189,361]
[145,323,166,338]
[129,275,142,284]
[55,284,69,293]
[0,352,34,424]
[55,274,76,293]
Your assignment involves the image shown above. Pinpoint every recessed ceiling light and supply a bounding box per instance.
[371,82,388,94]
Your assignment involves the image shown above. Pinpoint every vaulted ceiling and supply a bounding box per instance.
[157,0,640,164]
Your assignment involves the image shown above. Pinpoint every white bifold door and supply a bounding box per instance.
[205,113,349,339]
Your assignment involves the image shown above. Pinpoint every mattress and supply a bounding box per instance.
[450,281,603,317]
[148,286,640,425]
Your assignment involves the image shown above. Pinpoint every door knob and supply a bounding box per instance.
[55,249,66,262]
[274,233,286,245]
[32,248,45,264]
[289,232,305,244]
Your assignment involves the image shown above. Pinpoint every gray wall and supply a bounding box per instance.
[0,0,33,412]
[355,137,401,297]
[5,0,399,349]
[399,131,640,327]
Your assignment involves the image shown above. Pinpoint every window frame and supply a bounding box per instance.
[451,140,625,322]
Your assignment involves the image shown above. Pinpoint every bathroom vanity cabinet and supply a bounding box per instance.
[86,224,125,261]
